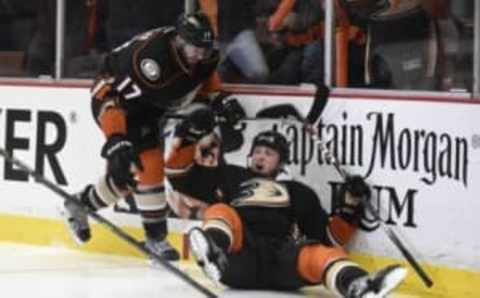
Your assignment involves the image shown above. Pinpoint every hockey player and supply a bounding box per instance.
[62,12,226,261]
[165,128,407,297]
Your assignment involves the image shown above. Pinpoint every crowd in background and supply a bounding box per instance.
[0,0,474,91]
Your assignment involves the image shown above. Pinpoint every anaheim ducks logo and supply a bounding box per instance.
[140,58,161,82]
[231,178,290,208]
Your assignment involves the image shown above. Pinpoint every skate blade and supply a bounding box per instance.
[188,229,221,286]
[374,267,408,298]
[59,206,89,246]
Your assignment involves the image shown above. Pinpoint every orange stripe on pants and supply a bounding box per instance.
[204,203,243,253]
[297,244,348,283]
[137,147,164,185]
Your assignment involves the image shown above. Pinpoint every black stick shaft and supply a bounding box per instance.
[0,148,217,298]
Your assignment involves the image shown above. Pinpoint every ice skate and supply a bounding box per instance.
[188,227,227,285]
[62,187,92,245]
[347,264,408,298]
[145,237,180,262]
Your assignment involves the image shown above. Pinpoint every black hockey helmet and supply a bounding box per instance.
[249,130,290,164]
[176,12,215,49]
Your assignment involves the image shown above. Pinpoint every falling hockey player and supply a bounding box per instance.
[62,11,245,262]
[164,125,408,297]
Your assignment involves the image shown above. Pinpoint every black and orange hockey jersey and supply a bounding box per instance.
[169,161,357,245]
[90,26,221,138]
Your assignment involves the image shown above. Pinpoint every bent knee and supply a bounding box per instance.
[297,244,348,284]
[203,203,244,252]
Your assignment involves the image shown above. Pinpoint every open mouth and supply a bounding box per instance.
[253,164,264,172]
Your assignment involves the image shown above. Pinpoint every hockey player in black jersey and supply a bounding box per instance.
[165,127,408,297]
[62,12,229,261]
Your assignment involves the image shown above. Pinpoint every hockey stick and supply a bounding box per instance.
[270,86,434,288]
[0,148,217,298]
[164,84,330,125]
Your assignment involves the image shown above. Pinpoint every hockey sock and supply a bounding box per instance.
[80,185,107,211]
[143,219,168,240]
[334,264,368,296]
[205,228,231,251]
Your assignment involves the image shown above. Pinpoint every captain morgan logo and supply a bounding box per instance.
[270,110,470,231]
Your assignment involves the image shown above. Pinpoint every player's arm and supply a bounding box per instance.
[90,73,142,190]
[290,177,369,247]
[165,103,216,176]
[165,132,222,219]
[328,175,371,247]
[289,182,331,244]
[165,133,222,219]
[195,70,246,154]
[90,73,126,136]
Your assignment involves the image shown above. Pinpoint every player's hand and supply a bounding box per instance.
[194,133,221,167]
[101,135,143,189]
[344,175,371,198]
[335,175,370,224]
[212,94,246,127]
[175,104,216,144]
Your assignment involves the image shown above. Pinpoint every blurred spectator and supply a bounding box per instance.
[65,0,108,78]
[422,0,463,91]
[24,0,104,77]
[344,0,463,91]
[0,1,36,76]
[102,0,183,49]
[0,1,36,50]
[23,0,55,76]
[199,0,270,84]
[449,0,473,90]
[256,0,366,86]
[255,0,314,84]
[22,0,184,78]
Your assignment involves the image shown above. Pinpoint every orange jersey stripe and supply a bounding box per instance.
[99,107,127,138]
[328,215,357,246]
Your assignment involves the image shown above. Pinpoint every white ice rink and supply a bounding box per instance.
[0,242,420,298]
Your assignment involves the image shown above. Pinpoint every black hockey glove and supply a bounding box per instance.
[175,104,216,144]
[211,94,246,127]
[101,135,143,189]
[219,123,245,153]
[334,175,371,224]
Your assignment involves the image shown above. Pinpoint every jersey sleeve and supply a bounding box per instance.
[89,28,175,138]
[90,73,128,138]
[288,181,330,243]
[165,139,223,204]
[288,181,358,247]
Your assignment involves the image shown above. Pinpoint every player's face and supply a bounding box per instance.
[182,43,212,65]
[250,145,281,177]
